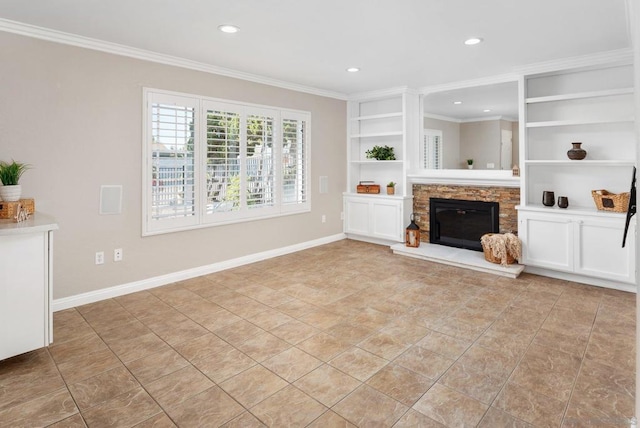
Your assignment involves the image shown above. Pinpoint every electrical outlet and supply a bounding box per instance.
[95,251,104,265]
[487,163,495,169]
[322,214,326,223]
[114,248,123,262]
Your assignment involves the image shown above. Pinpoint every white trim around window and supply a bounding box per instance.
[142,88,311,236]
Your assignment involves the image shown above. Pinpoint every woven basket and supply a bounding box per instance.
[481,233,516,265]
[591,190,629,213]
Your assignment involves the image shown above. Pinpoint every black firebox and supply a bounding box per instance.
[429,198,499,251]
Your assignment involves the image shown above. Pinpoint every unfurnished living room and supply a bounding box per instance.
[0,1,639,427]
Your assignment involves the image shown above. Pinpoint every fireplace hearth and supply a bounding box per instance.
[429,198,499,251]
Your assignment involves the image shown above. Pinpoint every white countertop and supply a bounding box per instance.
[407,169,521,187]
[0,213,59,236]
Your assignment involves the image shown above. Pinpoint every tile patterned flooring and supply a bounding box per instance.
[0,240,635,427]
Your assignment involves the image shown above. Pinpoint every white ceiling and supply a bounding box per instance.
[0,0,631,97]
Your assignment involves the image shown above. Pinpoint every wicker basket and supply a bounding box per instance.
[481,233,516,265]
[591,190,630,213]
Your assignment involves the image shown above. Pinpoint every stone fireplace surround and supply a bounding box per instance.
[412,184,520,243]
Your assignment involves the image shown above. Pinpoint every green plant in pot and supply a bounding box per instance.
[386,181,396,195]
[466,159,474,169]
[0,160,30,202]
[366,145,396,160]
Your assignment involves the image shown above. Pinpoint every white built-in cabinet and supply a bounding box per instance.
[343,90,418,243]
[0,214,58,361]
[517,64,636,291]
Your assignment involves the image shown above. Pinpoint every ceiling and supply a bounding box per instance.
[0,0,631,97]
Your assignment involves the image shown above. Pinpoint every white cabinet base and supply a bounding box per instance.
[518,207,636,291]
[344,193,413,245]
[0,215,57,361]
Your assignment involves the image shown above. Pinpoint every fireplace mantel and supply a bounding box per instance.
[408,170,520,188]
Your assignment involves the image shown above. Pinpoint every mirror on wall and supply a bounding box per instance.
[421,81,519,170]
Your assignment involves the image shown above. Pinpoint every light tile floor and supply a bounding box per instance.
[0,240,635,427]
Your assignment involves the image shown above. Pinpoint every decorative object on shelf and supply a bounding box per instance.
[567,142,587,160]
[365,145,396,160]
[466,159,474,169]
[481,233,521,266]
[557,196,569,209]
[0,160,30,202]
[0,198,35,219]
[356,181,380,194]
[542,191,555,207]
[405,213,420,247]
[13,202,30,223]
[591,189,630,212]
[512,164,520,177]
[386,182,396,195]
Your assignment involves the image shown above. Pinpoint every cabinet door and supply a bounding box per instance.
[344,198,370,235]
[519,213,573,271]
[371,200,402,241]
[0,233,47,360]
[574,218,636,283]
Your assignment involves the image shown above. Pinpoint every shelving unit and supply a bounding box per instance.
[344,89,419,244]
[517,64,636,290]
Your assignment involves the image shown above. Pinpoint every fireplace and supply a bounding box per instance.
[429,198,499,251]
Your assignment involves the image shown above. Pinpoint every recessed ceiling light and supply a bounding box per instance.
[346,67,360,73]
[453,101,462,105]
[464,37,483,46]
[483,109,492,112]
[218,24,240,34]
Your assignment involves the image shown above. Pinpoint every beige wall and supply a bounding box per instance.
[0,32,347,299]
[423,117,460,169]
[460,120,501,169]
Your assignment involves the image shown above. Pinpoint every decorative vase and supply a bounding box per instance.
[558,196,569,209]
[0,185,22,202]
[542,190,555,207]
[567,142,587,160]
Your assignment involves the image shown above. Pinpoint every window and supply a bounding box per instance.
[143,89,310,235]
[421,129,443,169]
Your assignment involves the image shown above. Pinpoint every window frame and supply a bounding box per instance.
[142,88,311,236]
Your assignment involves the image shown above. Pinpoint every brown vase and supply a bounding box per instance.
[567,142,587,160]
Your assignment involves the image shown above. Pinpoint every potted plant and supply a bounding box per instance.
[366,145,396,160]
[387,181,396,195]
[466,159,474,169]
[0,160,30,202]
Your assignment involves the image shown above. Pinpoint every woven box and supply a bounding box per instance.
[591,190,629,213]
[0,198,35,219]
[356,183,380,194]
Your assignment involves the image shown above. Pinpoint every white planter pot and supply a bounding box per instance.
[467,165,474,169]
[0,185,22,202]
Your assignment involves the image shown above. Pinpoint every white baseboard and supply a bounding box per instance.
[53,233,346,312]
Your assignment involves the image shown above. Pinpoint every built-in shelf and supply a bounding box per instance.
[351,160,403,165]
[351,112,403,121]
[350,131,403,138]
[517,204,627,218]
[525,87,634,104]
[343,192,411,200]
[524,160,635,167]
[526,118,634,128]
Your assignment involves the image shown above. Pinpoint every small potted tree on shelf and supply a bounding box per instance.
[366,145,396,160]
[0,160,30,202]
[466,159,474,169]
[387,182,396,195]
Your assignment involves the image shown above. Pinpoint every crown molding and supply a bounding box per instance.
[419,74,519,95]
[512,48,634,76]
[0,18,348,100]
[424,113,461,123]
[347,86,416,101]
